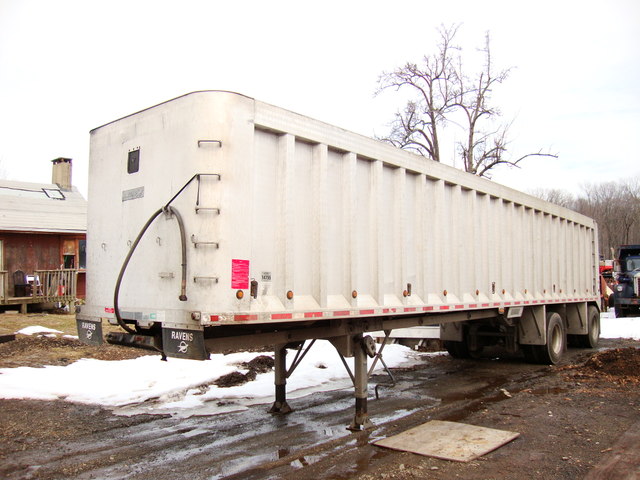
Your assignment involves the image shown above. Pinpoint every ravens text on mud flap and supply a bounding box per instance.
[161,327,208,360]
[76,319,103,346]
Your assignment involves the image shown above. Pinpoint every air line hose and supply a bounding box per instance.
[113,205,188,334]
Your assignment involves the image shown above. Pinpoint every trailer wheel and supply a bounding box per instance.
[576,306,600,348]
[533,312,566,365]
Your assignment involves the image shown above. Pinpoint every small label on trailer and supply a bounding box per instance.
[162,327,208,360]
[231,259,250,289]
[122,186,144,202]
[261,271,272,282]
[76,319,103,345]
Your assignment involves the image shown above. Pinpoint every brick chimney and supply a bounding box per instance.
[51,157,72,191]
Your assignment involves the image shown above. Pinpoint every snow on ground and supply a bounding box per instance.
[600,310,640,339]
[0,334,427,415]
[1,313,637,416]
[16,326,62,336]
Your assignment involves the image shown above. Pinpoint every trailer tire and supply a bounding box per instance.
[532,312,566,365]
[576,306,600,349]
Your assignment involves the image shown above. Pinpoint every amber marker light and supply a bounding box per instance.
[286,290,294,300]
[236,290,244,300]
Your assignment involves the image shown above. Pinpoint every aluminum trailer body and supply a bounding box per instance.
[77,91,600,428]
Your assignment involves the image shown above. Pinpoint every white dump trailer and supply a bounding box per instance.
[77,91,600,429]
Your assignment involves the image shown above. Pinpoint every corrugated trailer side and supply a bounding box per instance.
[77,91,600,429]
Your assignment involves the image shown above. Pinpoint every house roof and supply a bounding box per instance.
[0,179,87,234]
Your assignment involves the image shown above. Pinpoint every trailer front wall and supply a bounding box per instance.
[84,92,599,325]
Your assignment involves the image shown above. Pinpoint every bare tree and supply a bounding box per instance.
[378,26,557,177]
[376,24,460,163]
[530,178,640,258]
[576,179,640,257]
[529,188,575,209]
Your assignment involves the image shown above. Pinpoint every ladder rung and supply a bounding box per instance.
[191,235,219,249]
[193,276,219,283]
[195,207,220,214]
[197,140,222,147]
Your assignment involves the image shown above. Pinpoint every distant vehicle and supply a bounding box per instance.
[612,245,640,317]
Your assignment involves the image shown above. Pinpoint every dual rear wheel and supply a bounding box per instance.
[446,307,600,365]
[524,307,599,364]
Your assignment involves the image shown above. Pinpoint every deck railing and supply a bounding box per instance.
[33,269,78,303]
[0,271,7,301]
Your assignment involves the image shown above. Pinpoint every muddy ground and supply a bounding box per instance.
[0,313,639,479]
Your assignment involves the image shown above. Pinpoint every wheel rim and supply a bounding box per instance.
[590,316,600,343]
[549,324,562,355]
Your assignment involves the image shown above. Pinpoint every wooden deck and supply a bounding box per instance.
[0,269,79,313]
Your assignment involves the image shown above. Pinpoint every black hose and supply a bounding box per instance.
[169,206,188,301]
[113,205,188,334]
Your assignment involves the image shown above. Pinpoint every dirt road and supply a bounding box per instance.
[0,314,639,479]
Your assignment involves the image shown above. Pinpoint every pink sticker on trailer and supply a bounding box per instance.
[231,259,250,289]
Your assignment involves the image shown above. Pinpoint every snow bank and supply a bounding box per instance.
[0,313,637,415]
[0,338,422,414]
[600,310,640,340]
[16,326,63,336]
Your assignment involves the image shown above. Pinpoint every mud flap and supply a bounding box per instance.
[161,327,208,360]
[76,319,103,345]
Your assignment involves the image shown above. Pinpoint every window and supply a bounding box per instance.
[43,188,65,200]
[78,239,86,269]
[63,254,75,269]
[128,149,140,174]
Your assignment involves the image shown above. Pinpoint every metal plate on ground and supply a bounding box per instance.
[374,420,519,462]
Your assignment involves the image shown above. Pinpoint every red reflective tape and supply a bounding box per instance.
[271,313,292,320]
[481,303,490,307]
[359,309,375,315]
[333,310,350,316]
[439,306,450,310]
[209,315,219,322]
[524,301,530,305]
[514,301,521,305]
[404,307,417,313]
[454,305,465,310]
[304,312,323,318]
[468,304,478,308]
[104,307,115,314]
[234,315,257,322]
[423,306,434,311]
[504,302,512,306]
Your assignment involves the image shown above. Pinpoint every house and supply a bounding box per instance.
[0,158,87,313]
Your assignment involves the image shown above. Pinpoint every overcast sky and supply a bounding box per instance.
[1,0,638,198]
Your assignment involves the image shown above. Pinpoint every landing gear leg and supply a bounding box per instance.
[269,344,292,414]
[348,334,374,431]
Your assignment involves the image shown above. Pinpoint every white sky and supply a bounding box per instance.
[1,0,639,198]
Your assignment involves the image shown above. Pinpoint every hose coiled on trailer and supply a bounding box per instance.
[113,205,188,334]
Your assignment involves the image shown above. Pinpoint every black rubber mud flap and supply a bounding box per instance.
[76,319,103,345]
[161,327,208,360]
